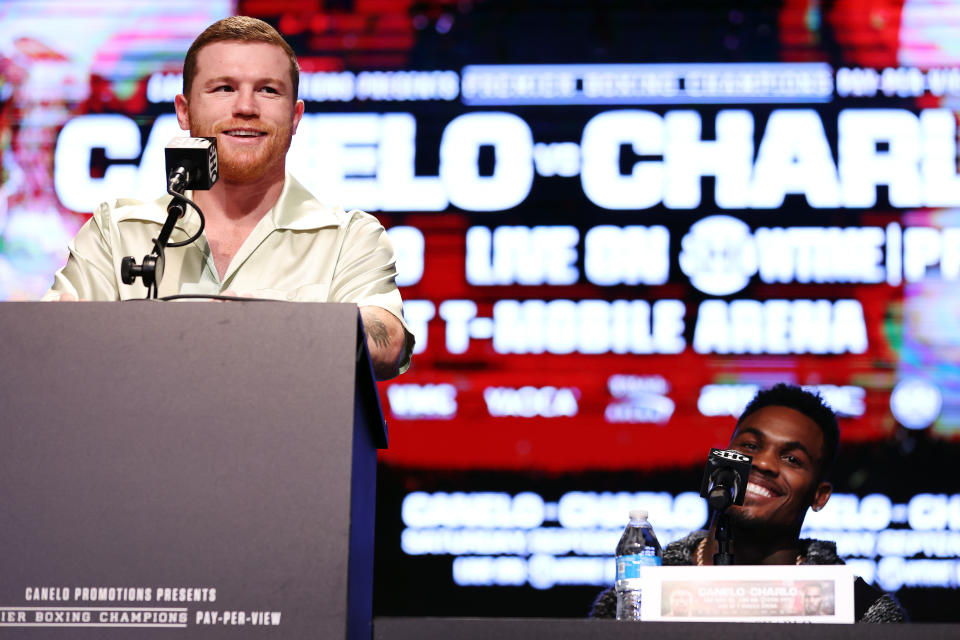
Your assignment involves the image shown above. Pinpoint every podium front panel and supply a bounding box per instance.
[0,302,377,639]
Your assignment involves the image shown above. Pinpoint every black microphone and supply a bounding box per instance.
[120,137,218,293]
[164,137,219,193]
[699,448,753,511]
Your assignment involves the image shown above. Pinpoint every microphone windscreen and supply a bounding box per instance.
[699,448,753,507]
[164,137,219,190]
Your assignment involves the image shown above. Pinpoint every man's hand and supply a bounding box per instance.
[359,306,406,380]
[56,293,80,301]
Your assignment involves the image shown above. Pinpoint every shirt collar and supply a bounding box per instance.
[269,171,343,231]
[119,171,343,233]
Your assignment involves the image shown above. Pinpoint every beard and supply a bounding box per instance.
[189,112,293,184]
[725,505,766,531]
[724,501,806,541]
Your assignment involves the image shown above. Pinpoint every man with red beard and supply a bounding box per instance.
[590,384,906,623]
[44,17,411,379]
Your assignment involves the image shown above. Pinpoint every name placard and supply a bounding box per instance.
[639,565,855,623]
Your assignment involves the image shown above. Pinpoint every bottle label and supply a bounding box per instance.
[616,552,662,580]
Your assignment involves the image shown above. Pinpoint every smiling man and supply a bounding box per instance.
[590,383,906,623]
[44,16,412,380]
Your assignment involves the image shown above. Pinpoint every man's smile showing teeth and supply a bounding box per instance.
[746,482,775,498]
[223,130,265,137]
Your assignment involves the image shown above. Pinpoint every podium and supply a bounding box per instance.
[0,302,386,639]
[372,619,957,639]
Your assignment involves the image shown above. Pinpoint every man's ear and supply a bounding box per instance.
[811,481,832,512]
[291,99,304,135]
[174,94,191,131]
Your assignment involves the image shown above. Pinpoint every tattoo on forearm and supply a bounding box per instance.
[365,318,390,349]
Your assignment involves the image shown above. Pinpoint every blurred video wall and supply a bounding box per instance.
[2,0,960,622]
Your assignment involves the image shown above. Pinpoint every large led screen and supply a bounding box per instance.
[2,0,959,622]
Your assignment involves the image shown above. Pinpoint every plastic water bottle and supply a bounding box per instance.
[615,509,663,621]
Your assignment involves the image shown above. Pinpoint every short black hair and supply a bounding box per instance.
[737,383,839,479]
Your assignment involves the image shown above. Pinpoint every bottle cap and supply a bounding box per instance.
[629,509,648,521]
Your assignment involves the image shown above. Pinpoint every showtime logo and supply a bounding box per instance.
[680,216,756,295]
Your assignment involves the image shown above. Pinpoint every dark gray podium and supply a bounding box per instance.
[0,301,386,639]
[373,619,958,640]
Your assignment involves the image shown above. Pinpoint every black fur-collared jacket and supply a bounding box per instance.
[590,530,907,623]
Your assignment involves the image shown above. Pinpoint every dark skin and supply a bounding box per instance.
[698,405,833,566]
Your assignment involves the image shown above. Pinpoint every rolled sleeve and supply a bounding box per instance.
[329,211,415,372]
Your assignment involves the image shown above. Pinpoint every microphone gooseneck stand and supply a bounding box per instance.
[700,450,753,566]
[706,469,739,565]
[120,167,206,299]
[713,509,734,565]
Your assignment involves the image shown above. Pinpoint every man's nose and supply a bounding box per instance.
[232,88,259,117]
[751,448,778,475]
